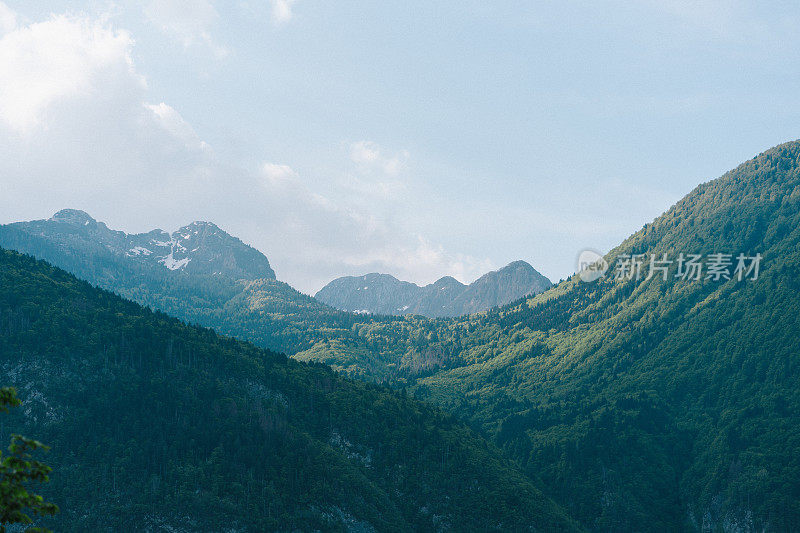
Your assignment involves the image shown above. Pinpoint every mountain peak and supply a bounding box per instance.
[431,275,465,289]
[174,221,221,239]
[184,220,219,230]
[50,209,96,227]
[4,212,276,281]
[499,260,535,271]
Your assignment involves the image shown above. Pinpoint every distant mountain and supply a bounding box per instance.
[315,260,552,317]
[0,248,577,531]
[2,208,276,280]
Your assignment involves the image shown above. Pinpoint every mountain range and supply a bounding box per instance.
[315,261,552,317]
[3,140,800,530]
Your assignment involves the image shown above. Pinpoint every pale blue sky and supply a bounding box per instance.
[1,1,799,292]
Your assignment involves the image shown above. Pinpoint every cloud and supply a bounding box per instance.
[250,156,492,291]
[144,0,227,57]
[270,0,297,25]
[0,10,215,225]
[145,102,209,151]
[261,162,300,186]
[339,141,411,204]
[0,13,139,133]
[350,140,408,177]
[334,234,495,289]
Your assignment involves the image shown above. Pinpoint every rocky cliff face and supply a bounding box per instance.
[315,260,552,317]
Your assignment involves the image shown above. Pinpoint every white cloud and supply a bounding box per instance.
[335,234,495,288]
[350,140,408,177]
[340,141,411,204]
[144,0,227,57]
[0,11,215,228]
[270,0,297,25]
[145,102,209,151]
[252,157,491,291]
[261,162,300,186]
[0,13,139,133]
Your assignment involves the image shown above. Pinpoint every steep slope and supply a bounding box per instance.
[0,248,578,531]
[43,209,275,279]
[294,140,800,530]
[9,209,277,280]
[315,261,552,317]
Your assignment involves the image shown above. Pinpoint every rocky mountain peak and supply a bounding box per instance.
[431,276,465,290]
[50,209,97,227]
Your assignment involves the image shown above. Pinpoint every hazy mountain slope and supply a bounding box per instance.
[0,248,578,532]
[315,261,552,317]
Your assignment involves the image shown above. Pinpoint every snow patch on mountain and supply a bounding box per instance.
[160,250,191,271]
[127,246,153,256]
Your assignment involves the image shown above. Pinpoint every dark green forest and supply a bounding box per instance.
[0,249,576,531]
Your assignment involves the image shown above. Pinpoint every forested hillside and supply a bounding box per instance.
[404,140,800,529]
[0,248,577,531]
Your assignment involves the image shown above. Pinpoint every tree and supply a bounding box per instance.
[0,387,58,533]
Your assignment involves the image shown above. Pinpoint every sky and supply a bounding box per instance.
[1,1,800,294]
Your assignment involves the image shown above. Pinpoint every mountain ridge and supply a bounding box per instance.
[315,260,552,317]
[18,208,277,280]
